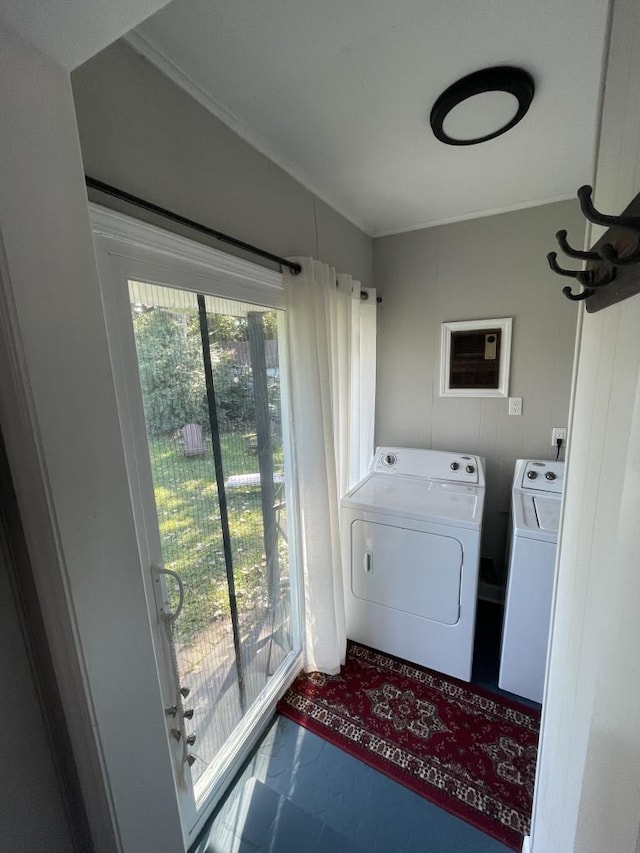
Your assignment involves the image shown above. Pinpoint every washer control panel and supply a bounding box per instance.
[518,459,565,493]
[372,447,483,485]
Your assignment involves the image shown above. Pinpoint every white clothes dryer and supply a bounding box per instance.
[499,458,565,703]
[340,447,485,682]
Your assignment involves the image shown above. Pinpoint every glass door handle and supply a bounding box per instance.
[153,563,192,771]
[152,563,185,621]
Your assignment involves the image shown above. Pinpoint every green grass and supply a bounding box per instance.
[150,432,287,644]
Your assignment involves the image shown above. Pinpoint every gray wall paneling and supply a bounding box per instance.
[374,200,583,568]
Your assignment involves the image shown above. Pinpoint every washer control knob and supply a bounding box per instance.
[465,464,475,474]
[450,462,459,471]
[527,471,538,480]
[545,471,557,481]
[383,452,397,467]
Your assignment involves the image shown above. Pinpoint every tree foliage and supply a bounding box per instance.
[132,307,278,436]
[133,308,204,435]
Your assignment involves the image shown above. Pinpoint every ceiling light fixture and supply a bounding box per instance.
[430,66,535,146]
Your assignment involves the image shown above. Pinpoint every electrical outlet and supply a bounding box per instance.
[508,397,523,416]
[551,427,567,446]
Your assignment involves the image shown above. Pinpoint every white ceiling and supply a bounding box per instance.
[129,0,610,236]
[0,0,173,69]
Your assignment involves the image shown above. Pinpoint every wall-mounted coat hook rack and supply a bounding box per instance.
[547,185,640,312]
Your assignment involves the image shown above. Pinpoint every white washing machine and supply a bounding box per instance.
[340,447,485,682]
[499,459,565,703]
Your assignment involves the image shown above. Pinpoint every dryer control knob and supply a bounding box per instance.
[450,462,459,471]
[545,471,557,481]
[527,471,538,479]
[465,464,475,474]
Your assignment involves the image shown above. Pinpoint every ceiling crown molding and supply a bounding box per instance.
[373,192,576,238]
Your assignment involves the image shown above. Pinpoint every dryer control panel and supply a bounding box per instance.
[372,447,484,485]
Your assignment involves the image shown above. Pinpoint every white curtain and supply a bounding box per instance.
[284,258,376,673]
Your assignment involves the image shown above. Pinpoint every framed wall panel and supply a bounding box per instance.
[440,318,512,398]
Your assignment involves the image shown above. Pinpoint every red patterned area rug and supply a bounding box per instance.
[277,642,540,851]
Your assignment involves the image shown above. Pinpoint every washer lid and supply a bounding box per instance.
[534,496,561,531]
[512,491,561,541]
[341,472,484,529]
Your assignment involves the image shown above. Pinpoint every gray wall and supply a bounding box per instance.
[71,41,372,287]
[374,200,583,570]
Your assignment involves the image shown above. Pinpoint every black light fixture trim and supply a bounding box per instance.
[430,66,535,146]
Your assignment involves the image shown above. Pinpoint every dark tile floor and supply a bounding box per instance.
[192,601,535,853]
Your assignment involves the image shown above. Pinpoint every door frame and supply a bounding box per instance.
[91,203,304,846]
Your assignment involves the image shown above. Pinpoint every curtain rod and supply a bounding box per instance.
[85,176,302,276]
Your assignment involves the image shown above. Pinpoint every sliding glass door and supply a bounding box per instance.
[93,209,302,845]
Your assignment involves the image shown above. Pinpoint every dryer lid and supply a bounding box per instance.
[341,472,484,529]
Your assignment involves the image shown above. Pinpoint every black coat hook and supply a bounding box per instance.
[577,185,640,231]
[555,230,601,261]
[546,252,591,283]
[561,285,593,301]
[547,253,594,301]
[547,252,616,296]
